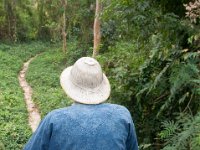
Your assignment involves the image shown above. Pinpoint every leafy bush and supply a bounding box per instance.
[99,1,200,149]
[160,113,200,150]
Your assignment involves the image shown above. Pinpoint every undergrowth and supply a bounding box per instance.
[0,42,48,149]
[26,42,87,117]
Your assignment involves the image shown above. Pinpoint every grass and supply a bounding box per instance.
[26,46,73,117]
[0,40,145,149]
[0,41,92,149]
[26,41,92,117]
[0,42,48,149]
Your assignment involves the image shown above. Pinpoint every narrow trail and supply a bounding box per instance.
[18,55,41,132]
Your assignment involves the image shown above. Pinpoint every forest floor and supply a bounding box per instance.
[0,42,48,149]
[0,42,83,149]
[18,55,41,132]
[26,46,72,117]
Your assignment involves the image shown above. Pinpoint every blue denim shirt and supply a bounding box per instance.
[24,103,138,150]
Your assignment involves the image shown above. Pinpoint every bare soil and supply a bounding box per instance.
[18,56,41,132]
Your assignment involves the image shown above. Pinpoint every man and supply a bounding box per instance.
[24,57,138,150]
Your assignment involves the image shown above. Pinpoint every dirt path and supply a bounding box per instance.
[18,56,41,132]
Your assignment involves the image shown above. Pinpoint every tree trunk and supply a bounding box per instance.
[92,0,101,58]
[5,0,17,42]
[38,0,44,39]
[13,0,17,42]
[5,0,12,40]
[62,0,67,53]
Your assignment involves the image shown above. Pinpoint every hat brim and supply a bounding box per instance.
[60,66,111,104]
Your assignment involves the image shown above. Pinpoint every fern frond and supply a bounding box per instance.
[191,79,200,84]
[183,52,200,60]
[178,92,189,104]
[136,83,151,102]
[159,120,179,140]
[148,64,170,94]
[162,113,200,150]
[158,62,199,115]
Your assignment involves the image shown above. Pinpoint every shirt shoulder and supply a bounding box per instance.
[105,103,131,114]
[43,107,71,121]
[103,103,133,121]
[45,104,132,123]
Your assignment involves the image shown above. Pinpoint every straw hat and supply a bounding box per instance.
[60,57,111,104]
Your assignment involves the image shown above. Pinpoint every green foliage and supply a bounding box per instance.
[26,47,70,117]
[0,0,94,45]
[0,42,47,149]
[100,0,200,149]
[36,0,94,46]
[98,41,145,104]
[156,0,191,17]
[0,0,38,41]
[159,121,180,140]
[26,41,90,117]
[160,113,200,150]
[0,140,5,150]
[0,0,199,149]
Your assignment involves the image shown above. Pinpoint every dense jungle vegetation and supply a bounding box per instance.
[0,0,200,149]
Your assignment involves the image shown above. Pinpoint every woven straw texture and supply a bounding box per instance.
[60,57,110,104]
